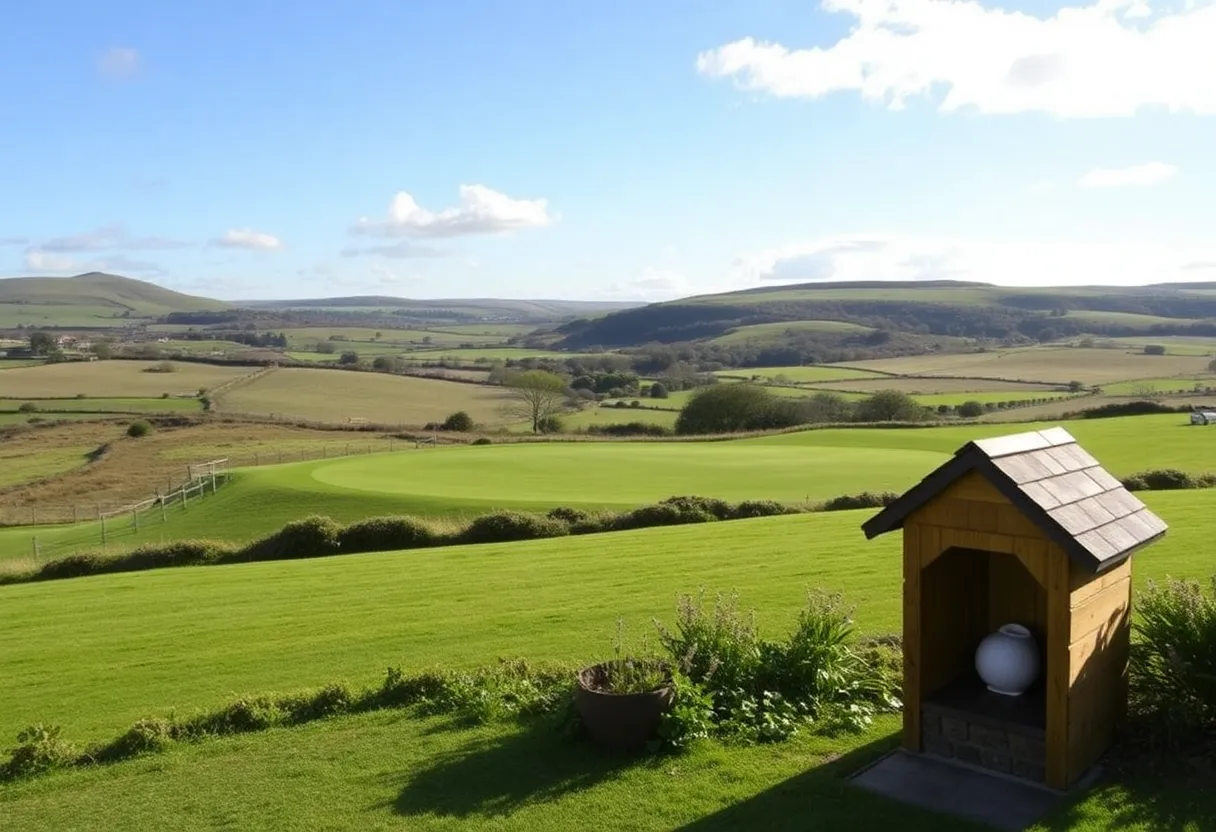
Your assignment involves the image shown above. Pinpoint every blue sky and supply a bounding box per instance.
[2,0,1215,301]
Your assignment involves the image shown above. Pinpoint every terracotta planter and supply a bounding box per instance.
[575,662,674,751]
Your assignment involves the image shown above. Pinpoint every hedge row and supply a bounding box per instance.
[1121,469,1216,492]
[3,493,911,587]
[1,660,576,782]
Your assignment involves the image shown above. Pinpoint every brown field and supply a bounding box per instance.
[215,367,513,426]
[975,394,1216,423]
[0,420,416,524]
[835,347,1212,385]
[0,360,256,399]
[810,377,1060,395]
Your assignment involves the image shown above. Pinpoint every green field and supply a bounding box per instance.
[0,489,1212,831]
[398,348,605,363]
[1102,336,1216,356]
[215,367,512,426]
[555,405,680,430]
[2,413,1208,560]
[0,361,256,398]
[0,445,96,489]
[715,366,886,383]
[711,320,873,345]
[0,396,202,414]
[1063,310,1202,327]
[1102,376,1216,395]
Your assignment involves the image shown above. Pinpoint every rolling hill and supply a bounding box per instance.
[555,280,1216,349]
[0,273,225,325]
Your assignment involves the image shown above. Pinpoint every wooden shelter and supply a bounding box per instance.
[862,427,1167,790]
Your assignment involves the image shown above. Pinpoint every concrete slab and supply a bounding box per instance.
[849,750,1063,831]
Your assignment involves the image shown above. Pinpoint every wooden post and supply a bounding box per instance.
[182,484,189,509]
[255,452,260,466]
[160,492,167,522]
[101,515,107,545]
[133,508,139,530]
[345,443,350,456]
[32,537,39,562]
[30,507,36,525]
[211,469,217,494]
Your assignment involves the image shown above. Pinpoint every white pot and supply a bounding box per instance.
[975,623,1040,696]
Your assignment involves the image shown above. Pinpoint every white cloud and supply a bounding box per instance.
[596,267,706,302]
[209,229,283,251]
[352,185,552,238]
[340,241,445,259]
[24,249,165,275]
[1076,161,1178,188]
[40,224,186,252]
[99,47,140,80]
[733,233,1216,288]
[696,0,1216,117]
[0,236,28,246]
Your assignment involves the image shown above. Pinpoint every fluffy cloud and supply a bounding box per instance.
[1076,161,1178,188]
[734,233,1216,287]
[99,47,140,80]
[697,0,1216,117]
[40,224,186,252]
[594,267,709,302]
[340,241,445,259]
[208,229,283,250]
[352,185,552,238]
[24,249,165,276]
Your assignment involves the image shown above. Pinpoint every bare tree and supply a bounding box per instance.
[501,370,570,432]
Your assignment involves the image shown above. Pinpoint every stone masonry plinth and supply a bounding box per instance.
[921,676,1047,784]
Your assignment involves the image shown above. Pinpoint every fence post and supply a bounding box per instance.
[211,470,217,494]
[345,443,350,456]
[256,452,260,466]
[133,508,139,531]
[182,484,189,509]
[101,515,107,546]
[32,537,39,562]
[160,492,167,523]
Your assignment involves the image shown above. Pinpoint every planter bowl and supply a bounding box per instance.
[975,623,1040,696]
[575,663,674,751]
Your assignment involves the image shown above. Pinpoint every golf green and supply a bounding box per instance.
[308,442,948,507]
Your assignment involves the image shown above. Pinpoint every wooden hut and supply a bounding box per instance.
[862,427,1167,790]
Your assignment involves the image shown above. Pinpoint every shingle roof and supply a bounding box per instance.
[861,427,1168,573]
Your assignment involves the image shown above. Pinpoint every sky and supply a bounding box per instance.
[2,0,1216,302]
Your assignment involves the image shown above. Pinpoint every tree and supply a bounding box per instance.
[28,331,55,355]
[1144,344,1166,356]
[674,384,777,435]
[1067,380,1085,393]
[854,390,930,423]
[442,411,474,432]
[1208,358,1216,373]
[798,392,854,424]
[649,382,669,399]
[372,355,403,373]
[90,342,113,360]
[957,400,985,418]
[315,340,336,354]
[503,370,570,433]
[338,351,360,365]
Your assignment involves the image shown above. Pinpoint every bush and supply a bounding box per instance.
[536,415,564,434]
[127,420,153,438]
[280,683,355,724]
[586,421,672,437]
[338,516,440,554]
[143,361,176,373]
[611,502,717,531]
[459,511,570,545]
[17,402,37,413]
[1130,576,1216,743]
[818,492,899,512]
[649,382,669,399]
[730,500,799,519]
[95,718,175,762]
[118,540,236,571]
[36,552,105,580]
[675,384,781,435]
[546,506,590,525]
[659,495,733,520]
[442,411,475,432]
[2,725,78,780]
[1121,469,1196,491]
[338,351,360,365]
[471,437,493,446]
[853,390,931,423]
[239,515,342,561]
[957,400,985,418]
[1078,400,1181,419]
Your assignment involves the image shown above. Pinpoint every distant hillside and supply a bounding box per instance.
[556,280,1216,349]
[247,296,641,322]
[0,273,224,322]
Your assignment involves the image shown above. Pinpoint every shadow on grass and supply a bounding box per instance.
[1036,751,1216,832]
[676,733,990,832]
[393,717,648,820]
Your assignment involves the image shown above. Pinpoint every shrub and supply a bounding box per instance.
[1130,576,1216,743]
[442,411,475,432]
[1078,400,1180,419]
[730,500,799,519]
[36,552,104,580]
[957,400,985,418]
[17,402,37,413]
[1121,469,1196,491]
[660,495,733,520]
[611,502,716,531]
[587,421,672,437]
[182,696,285,737]
[818,492,899,512]
[143,361,176,373]
[853,390,931,423]
[127,420,153,438]
[459,511,570,545]
[471,437,493,446]
[546,506,590,525]
[649,382,669,399]
[239,515,342,561]
[338,516,440,554]
[378,667,451,709]
[2,725,78,780]
[280,683,355,724]
[536,415,564,434]
[118,540,236,571]
[94,717,175,762]
[338,351,360,365]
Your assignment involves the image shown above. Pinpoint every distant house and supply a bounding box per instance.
[1191,409,1216,425]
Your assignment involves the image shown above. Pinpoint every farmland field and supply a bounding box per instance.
[1101,336,1216,356]
[397,347,605,362]
[715,365,886,383]
[215,367,512,425]
[836,347,1212,384]
[0,396,202,414]
[1062,310,1202,327]
[808,376,1062,394]
[0,303,137,328]
[1102,376,1216,395]
[0,361,256,398]
[554,405,679,430]
[0,444,96,489]
[711,320,873,345]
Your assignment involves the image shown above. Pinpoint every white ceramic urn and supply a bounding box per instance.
[975,623,1040,696]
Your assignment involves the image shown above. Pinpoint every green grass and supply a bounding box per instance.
[398,348,607,362]
[715,366,885,383]
[0,397,202,414]
[710,320,872,345]
[0,360,257,398]
[0,446,94,489]
[1,492,1213,832]
[1101,336,1216,356]
[555,406,680,429]
[1101,377,1216,395]
[1063,310,1202,327]
[0,412,106,426]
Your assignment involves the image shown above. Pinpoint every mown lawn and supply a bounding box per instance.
[0,495,1211,830]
